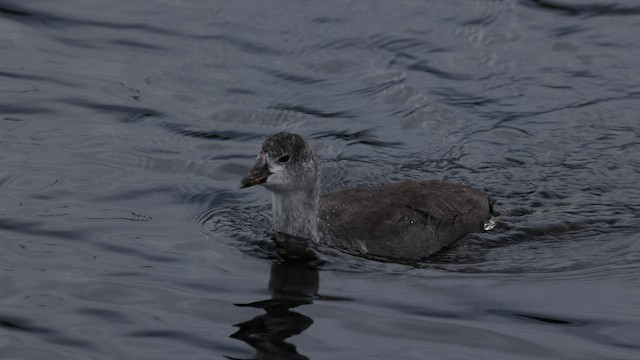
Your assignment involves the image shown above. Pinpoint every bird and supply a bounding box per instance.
[240,132,493,261]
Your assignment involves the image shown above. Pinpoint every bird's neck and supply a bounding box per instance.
[271,183,320,241]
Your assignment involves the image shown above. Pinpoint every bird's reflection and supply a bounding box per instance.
[230,234,320,360]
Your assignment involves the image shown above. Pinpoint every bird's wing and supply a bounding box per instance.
[319,181,490,260]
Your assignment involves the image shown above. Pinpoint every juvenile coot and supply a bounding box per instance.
[241,132,492,260]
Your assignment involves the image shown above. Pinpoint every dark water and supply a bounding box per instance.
[1,0,640,358]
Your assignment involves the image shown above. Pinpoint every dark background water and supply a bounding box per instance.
[1,0,639,358]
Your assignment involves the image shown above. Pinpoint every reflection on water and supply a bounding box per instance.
[231,235,320,360]
[232,263,316,360]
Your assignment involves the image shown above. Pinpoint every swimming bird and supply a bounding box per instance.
[241,132,492,260]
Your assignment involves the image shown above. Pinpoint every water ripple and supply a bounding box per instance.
[193,34,285,56]
[0,1,182,36]
[407,60,474,80]
[261,68,326,85]
[0,103,56,115]
[161,122,257,141]
[343,71,406,97]
[0,315,50,334]
[311,130,403,148]
[64,100,165,123]
[523,0,640,17]
[489,309,589,326]
[268,103,356,119]
[0,69,79,87]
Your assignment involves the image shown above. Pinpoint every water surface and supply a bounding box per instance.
[1,0,639,359]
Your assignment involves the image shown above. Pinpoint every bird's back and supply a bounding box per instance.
[318,180,491,260]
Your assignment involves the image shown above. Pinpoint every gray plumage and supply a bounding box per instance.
[241,132,492,261]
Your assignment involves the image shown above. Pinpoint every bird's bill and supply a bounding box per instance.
[240,153,271,189]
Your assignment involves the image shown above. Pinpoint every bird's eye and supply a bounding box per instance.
[278,154,290,163]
